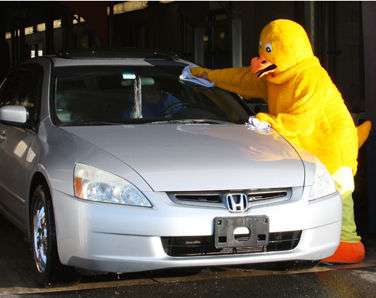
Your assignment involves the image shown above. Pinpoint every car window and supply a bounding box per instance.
[0,64,43,127]
[52,65,252,126]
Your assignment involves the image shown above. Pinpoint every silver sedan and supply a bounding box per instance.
[0,53,341,285]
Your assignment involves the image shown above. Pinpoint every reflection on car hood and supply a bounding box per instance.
[63,124,305,191]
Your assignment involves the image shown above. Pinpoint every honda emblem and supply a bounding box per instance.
[225,193,249,213]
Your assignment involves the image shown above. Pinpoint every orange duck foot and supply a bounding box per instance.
[321,241,365,264]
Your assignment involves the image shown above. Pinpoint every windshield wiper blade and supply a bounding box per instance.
[148,119,230,125]
[73,120,122,126]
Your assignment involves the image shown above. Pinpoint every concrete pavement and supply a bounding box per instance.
[1,213,376,297]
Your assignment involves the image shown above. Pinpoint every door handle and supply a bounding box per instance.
[0,130,6,142]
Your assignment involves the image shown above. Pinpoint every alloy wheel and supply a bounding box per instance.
[33,202,48,273]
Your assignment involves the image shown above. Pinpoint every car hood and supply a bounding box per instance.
[63,124,305,191]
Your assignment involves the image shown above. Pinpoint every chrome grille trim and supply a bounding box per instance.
[168,188,292,208]
[247,189,288,202]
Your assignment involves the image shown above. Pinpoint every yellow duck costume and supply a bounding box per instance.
[192,19,371,264]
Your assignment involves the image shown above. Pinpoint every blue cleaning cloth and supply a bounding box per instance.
[179,65,215,88]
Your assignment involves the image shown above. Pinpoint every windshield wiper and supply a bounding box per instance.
[70,120,122,126]
[148,119,230,125]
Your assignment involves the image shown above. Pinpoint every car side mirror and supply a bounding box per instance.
[0,105,28,124]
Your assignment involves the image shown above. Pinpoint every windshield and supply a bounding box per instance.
[52,65,252,126]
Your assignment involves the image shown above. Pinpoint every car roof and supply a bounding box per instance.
[29,49,196,68]
[49,58,155,67]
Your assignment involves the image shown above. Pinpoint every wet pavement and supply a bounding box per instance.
[1,213,376,297]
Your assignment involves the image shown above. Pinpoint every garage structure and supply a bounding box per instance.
[0,1,375,236]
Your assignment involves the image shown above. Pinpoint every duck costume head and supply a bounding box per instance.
[191,19,372,264]
[250,19,313,77]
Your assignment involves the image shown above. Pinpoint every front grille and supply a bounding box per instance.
[161,231,301,257]
[169,189,290,208]
[248,189,288,202]
[174,194,222,204]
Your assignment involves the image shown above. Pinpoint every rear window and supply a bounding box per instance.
[52,65,251,126]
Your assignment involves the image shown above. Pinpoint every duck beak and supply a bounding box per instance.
[250,57,277,78]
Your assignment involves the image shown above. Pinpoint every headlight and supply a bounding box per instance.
[310,161,337,200]
[73,163,152,207]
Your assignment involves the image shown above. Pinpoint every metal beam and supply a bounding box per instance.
[232,17,242,67]
[304,1,315,49]
[45,19,54,55]
[194,27,205,66]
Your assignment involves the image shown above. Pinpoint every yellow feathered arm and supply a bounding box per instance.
[256,71,323,138]
[191,67,267,100]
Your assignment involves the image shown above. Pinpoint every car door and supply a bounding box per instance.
[0,64,43,227]
[0,69,20,220]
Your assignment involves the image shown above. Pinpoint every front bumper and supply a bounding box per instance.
[52,189,341,273]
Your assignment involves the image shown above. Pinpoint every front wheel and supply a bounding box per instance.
[30,184,71,285]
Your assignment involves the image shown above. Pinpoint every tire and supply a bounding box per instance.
[30,184,72,285]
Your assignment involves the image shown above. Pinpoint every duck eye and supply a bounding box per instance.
[265,43,272,53]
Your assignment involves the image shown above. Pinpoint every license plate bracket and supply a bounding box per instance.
[214,216,269,251]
